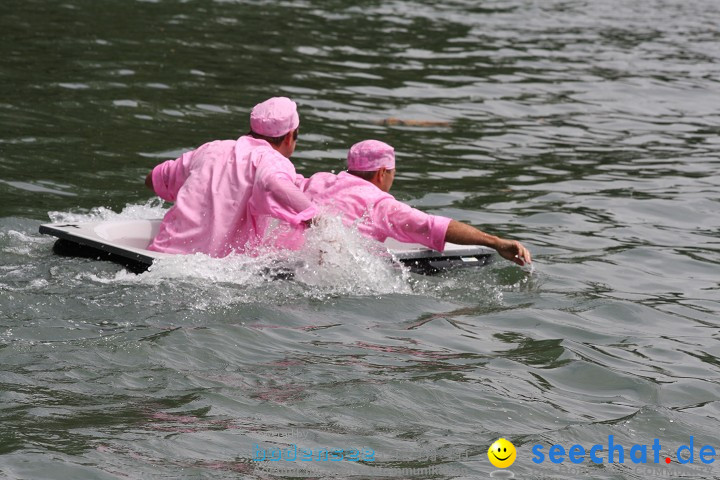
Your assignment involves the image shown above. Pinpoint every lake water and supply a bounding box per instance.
[1,0,719,478]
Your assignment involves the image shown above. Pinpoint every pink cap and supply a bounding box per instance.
[347,140,395,171]
[250,97,300,137]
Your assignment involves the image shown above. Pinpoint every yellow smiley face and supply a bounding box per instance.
[488,438,517,468]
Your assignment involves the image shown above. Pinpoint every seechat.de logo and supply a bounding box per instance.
[532,435,717,465]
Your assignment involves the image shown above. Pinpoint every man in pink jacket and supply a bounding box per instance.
[145,97,317,257]
[297,140,532,266]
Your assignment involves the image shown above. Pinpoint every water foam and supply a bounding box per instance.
[136,215,412,299]
[291,214,412,296]
[62,205,413,302]
[47,198,168,223]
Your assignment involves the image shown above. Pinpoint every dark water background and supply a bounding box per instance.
[1,0,719,478]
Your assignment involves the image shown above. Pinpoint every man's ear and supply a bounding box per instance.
[371,168,385,184]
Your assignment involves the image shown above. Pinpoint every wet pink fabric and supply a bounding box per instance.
[347,140,395,171]
[296,171,450,251]
[250,97,299,137]
[148,136,316,256]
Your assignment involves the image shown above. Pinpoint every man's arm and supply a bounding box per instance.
[445,220,532,266]
[146,142,211,201]
[255,154,317,226]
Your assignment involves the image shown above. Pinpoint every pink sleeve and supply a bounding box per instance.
[371,198,452,252]
[255,155,317,226]
[293,173,306,187]
[151,143,208,202]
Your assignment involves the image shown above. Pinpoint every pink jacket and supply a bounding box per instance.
[148,136,316,256]
[296,171,451,252]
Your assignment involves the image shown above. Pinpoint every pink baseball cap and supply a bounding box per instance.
[347,140,395,171]
[250,97,300,137]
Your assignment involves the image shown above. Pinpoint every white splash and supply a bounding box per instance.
[66,204,413,301]
[136,214,412,298]
[47,198,168,223]
[292,214,412,296]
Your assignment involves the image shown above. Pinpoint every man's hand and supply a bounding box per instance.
[495,239,532,266]
[445,220,532,266]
